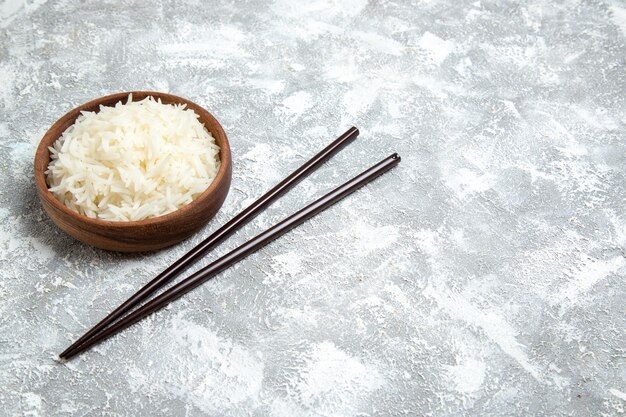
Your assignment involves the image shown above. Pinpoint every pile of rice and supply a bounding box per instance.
[46,95,221,221]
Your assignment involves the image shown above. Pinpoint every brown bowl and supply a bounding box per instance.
[34,91,232,252]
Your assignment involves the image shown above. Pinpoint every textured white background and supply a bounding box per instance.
[1,0,625,416]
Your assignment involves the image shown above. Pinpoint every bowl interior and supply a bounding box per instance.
[34,91,231,229]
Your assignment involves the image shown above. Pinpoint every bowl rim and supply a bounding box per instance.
[34,91,231,229]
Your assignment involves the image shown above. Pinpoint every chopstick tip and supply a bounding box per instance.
[54,354,69,363]
[60,349,79,360]
[59,346,72,358]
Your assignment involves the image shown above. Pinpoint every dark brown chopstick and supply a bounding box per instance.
[60,127,359,358]
[63,153,400,358]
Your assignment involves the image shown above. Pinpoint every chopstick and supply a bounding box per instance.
[59,127,359,358]
[62,153,400,358]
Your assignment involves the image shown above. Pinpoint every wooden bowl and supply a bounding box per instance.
[34,91,232,252]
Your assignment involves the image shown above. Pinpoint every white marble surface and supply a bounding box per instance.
[1,0,625,416]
